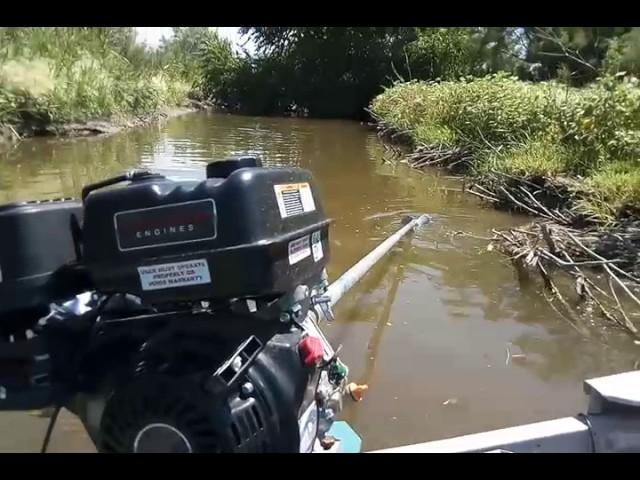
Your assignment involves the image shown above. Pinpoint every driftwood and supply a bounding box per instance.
[403,146,473,173]
[371,116,640,337]
[490,221,640,337]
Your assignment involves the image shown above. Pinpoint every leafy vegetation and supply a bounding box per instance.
[371,74,640,223]
[0,27,232,128]
[219,27,418,118]
[3,27,640,225]
[4,26,640,125]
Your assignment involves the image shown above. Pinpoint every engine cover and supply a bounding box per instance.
[82,163,331,305]
[0,199,83,317]
[97,330,315,453]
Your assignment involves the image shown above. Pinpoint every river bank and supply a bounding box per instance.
[0,28,232,148]
[370,75,640,337]
[0,99,219,146]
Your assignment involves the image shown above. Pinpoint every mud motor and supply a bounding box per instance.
[0,156,360,453]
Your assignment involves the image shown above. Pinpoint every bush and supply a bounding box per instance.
[0,28,192,125]
[372,74,553,148]
[477,136,573,179]
[196,34,239,100]
[406,28,476,80]
[550,75,640,173]
[371,74,640,222]
[579,161,640,222]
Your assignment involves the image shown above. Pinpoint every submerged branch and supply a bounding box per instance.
[373,117,640,338]
[491,221,640,337]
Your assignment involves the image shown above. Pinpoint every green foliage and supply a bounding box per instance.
[619,28,640,76]
[550,75,640,173]
[160,28,216,81]
[602,28,640,77]
[198,26,640,119]
[5,26,637,123]
[405,27,522,79]
[0,27,192,124]
[518,27,633,85]
[372,74,553,148]
[405,28,476,80]
[371,74,640,222]
[579,161,640,223]
[196,33,239,100]
[216,55,296,116]
[478,136,573,179]
[229,27,418,118]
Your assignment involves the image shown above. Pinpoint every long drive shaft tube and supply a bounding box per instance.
[326,214,430,307]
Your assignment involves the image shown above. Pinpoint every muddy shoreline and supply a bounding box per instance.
[0,100,219,145]
[371,117,640,337]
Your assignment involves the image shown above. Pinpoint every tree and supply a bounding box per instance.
[237,27,417,118]
[161,27,218,79]
[521,27,633,84]
[603,28,640,77]
[405,27,479,80]
[197,32,239,100]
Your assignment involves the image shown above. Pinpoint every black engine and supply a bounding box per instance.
[0,157,354,453]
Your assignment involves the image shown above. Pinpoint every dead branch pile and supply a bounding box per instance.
[491,221,640,337]
[370,117,640,336]
[428,153,640,330]
[404,145,473,173]
[373,119,474,173]
[374,121,415,147]
[468,172,582,226]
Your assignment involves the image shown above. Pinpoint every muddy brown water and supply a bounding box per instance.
[1,111,638,452]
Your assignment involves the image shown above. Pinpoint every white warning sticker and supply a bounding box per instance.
[274,183,316,218]
[288,235,311,265]
[138,259,211,291]
[311,230,323,262]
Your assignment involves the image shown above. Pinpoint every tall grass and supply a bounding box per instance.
[0,28,191,125]
[371,74,640,223]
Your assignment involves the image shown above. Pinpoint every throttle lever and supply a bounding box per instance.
[312,295,335,323]
[81,169,164,201]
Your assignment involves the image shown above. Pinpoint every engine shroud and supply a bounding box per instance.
[96,329,315,453]
[0,199,83,318]
[82,164,331,305]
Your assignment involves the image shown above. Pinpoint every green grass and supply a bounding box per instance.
[579,162,640,223]
[476,137,573,179]
[371,74,640,224]
[0,28,192,126]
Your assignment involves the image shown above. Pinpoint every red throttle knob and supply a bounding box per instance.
[299,335,324,367]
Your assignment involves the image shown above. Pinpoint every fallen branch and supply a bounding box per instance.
[489,170,541,190]
[499,186,552,219]
[467,188,498,203]
[566,231,640,284]
[608,276,638,334]
[519,187,568,225]
[604,263,640,310]
[491,221,640,337]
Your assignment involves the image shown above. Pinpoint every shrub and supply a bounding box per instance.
[371,74,640,222]
[0,28,192,124]
[372,74,553,149]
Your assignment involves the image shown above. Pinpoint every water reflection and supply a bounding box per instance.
[0,128,162,202]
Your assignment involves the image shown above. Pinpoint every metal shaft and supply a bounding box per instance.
[327,214,430,307]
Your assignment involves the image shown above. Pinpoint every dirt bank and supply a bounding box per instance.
[0,99,219,145]
[372,117,640,338]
